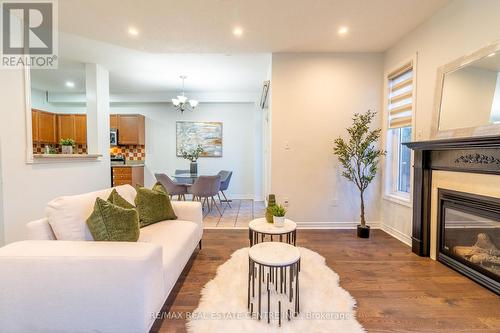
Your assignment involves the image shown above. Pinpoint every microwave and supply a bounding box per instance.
[110,129,118,146]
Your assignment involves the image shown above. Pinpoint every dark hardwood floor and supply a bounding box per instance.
[152,229,500,333]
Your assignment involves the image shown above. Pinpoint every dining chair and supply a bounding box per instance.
[189,175,222,216]
[155,173,188,200]
[217,170,233,208]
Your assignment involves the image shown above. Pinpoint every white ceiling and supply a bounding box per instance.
[56,34,271,93]
[36,0,449,94]
[59,0,449,53]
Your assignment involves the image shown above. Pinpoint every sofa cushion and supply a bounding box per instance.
[46,185,137,240]
[108,189,135,209]
[135,187,177,228]
[139,220,200,294]
[152,181,168,194]
[86,198,140,242]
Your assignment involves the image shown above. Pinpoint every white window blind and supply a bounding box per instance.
[388,62,413,129]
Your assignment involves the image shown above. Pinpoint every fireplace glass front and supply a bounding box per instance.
[438,190,499,294]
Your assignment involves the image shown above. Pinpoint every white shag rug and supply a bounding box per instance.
[187,247,365,333]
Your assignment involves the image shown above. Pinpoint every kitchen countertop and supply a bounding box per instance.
[111,163,145,168]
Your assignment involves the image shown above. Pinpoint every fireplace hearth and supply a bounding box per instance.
[438,189,499,294]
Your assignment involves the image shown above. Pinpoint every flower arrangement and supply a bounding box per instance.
[180,145,205,162]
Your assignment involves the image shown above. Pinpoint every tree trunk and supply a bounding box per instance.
[360,190,366,228]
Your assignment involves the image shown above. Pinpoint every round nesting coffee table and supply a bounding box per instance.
[247,242,301,325]
[248,218,297,246]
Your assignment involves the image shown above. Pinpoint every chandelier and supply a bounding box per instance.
[172,75,198,113]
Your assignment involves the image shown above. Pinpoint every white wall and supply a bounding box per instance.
[0,139,4,246]
[0,69,110,244]
[31,88,86,114]
[382,0,500,244]
[111,102,263,200]
[270,53,384,226]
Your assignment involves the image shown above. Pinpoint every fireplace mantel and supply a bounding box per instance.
[405,135,500,256]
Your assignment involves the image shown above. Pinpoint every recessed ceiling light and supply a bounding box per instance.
[128,27,139,36]
[233,27,243,37]
[487,52,496,57]
[338,26,349,35]
[65,81,75,88]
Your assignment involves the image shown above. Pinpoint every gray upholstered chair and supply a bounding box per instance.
[155,173,188,200]
[189,175,222,215]
[175,169,190,175]
[217,170,233,207]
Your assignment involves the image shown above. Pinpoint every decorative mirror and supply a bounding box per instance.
[432,41,500,139]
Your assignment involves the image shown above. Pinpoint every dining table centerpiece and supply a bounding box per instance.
[180,144,205,174]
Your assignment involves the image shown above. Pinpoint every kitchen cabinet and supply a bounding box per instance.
[116,114,145,145]
[110,114,118,129]
[111,166,144,187]
[74,115,87,144]
[31,109,39,142]
[57,115,74,141]
[32,109,57,144]
[57,114,87,144]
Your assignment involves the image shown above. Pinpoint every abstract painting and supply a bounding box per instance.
[176,121,223,157]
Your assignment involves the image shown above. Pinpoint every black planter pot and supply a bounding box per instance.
[357,225,370,238]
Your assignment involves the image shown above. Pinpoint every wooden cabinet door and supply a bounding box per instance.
[110,114,118,129]
[31,109,39,142]
[74,114,87,144]
[137,115,145,145]
[117,115,139,145]
[38,111,57,144]
[57,114,75,142]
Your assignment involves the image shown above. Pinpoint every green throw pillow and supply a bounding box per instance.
[152,182,168,194]
[135,186,177,227]
[86,198,140,242]
[107,189,135,209]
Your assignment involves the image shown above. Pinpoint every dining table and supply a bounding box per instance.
[172,173,200,185]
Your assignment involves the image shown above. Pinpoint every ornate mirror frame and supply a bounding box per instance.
[431,41,500,139]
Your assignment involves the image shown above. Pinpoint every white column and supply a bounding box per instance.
[85,63,110,156]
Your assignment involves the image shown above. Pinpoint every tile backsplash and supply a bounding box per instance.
[110,145,145,161]
[33,143,87,155]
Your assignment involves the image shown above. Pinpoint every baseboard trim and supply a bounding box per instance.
[295,221,381,229]
[380,224,412,247]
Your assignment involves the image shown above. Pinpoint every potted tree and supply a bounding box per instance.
[333,110,385,238]
[180,144,205,174]
[60,138,76,155]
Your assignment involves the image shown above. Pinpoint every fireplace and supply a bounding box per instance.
[437,189,500,294]
[405,135,500,294]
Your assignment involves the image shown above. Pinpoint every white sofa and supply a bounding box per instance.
[0,185,203,333]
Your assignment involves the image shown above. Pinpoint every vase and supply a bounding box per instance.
[190,162,198,174]
[265,194,276,223]
[273,216,285,227]
[61,145,73,154]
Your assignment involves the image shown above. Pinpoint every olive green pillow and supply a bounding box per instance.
[135,186,177,227]
[152,181,168,194]
[107,189,135,209]
[86,198,140,242]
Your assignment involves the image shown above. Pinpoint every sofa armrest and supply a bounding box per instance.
[171,200,202,227]
[0,240,166,333]
[26,218,56,240]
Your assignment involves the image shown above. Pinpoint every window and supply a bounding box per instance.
[396,126,412,193]
[386,61,414,200]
